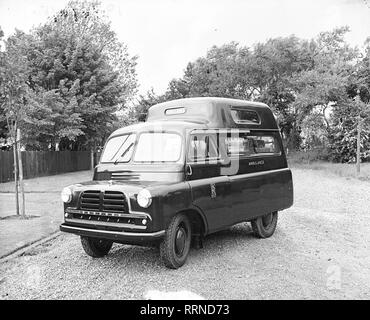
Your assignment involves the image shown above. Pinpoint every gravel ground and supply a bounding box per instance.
[0,171,92,257]
[0,168,369,300]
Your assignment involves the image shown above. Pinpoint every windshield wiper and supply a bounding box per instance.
[114,142,134,165]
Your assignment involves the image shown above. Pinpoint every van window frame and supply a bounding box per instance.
[186,129,229,165]
[132,130,184,164]
[230,107,261,125]
[225,130,282,160]
[100,133,137,164]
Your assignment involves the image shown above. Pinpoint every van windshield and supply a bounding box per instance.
[101,134,136,163]
[134,132,182,162]
[100,132,182,163]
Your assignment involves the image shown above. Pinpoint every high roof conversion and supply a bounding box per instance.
[147,97,278,130]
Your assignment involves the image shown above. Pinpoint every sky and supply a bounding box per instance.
[0,0,369,96]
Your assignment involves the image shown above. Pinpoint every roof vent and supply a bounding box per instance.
[165,107,186,115]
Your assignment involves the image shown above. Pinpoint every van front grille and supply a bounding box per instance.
[80,190,100,211]
[103,191,127,213]
[79,190,128,214]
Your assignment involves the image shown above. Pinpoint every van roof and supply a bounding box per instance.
[147,97,278,130]
[111,97,279,138]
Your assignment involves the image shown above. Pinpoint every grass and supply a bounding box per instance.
[288,160,370,181]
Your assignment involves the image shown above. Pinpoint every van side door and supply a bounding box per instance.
[226,130,290,221]
[185,131,233,233]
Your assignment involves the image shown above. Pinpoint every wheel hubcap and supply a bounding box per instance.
[175,226,186,256]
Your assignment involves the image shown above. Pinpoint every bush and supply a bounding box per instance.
[287,147,330,164]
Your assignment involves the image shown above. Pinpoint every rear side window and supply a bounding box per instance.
[226,133,280,157]
[230,107,260,125]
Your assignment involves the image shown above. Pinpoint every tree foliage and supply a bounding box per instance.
[1,1,138,151]
[132,27,369,162]
[0,30,32,143]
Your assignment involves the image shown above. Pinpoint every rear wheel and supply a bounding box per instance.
[160,213,192,269]
[80,236,113,258]
[251,211,278,238]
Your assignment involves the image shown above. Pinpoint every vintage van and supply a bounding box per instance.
[60,97,293,269]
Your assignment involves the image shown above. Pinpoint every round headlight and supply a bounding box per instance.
[61,187,72,203]
[137,189,152,208]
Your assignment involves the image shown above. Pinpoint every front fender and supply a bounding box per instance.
[146,182,193,231]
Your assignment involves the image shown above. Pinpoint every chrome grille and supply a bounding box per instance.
[80,190,100,211]
[79,190,128,213]
[103,191,126,213]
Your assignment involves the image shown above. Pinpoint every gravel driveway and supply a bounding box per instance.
[0,168,369,300]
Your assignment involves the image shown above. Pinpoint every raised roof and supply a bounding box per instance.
[146,97,278,130]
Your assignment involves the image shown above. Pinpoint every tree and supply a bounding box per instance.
[0,26,7,144]
[160,38,314,149]
[127,27,368,164]
[250,36,314,149]
[322,32,370,163]
[120,88,167,125]
[0,29,32,217]
[167,43,255,99]
[290,27,357,147]
[24,0,138,150]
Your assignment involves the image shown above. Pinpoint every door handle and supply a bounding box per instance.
[186,164,193,176]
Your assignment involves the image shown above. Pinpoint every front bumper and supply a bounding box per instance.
[60,223,165,244]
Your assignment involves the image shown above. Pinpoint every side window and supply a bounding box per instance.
[188,134,220,161]
[225,133,280,157]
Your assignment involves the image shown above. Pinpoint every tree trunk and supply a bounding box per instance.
[91,140,96,169]
[13,122,19,216]
[17,128,26,218]
[91,148,94,170]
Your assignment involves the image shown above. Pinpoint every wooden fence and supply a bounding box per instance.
[0,151,100,183]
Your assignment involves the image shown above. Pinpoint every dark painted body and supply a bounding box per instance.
[60,97,293,244]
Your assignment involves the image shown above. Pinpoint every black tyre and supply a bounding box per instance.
[80,236,113,258]
[160,213,192,269]
[251,211,278,238]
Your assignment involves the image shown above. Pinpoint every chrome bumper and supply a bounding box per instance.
[60,223,165,244]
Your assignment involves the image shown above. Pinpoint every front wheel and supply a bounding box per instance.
[160,213,192,269]
[251,211,278,238]
[80,236,113,258]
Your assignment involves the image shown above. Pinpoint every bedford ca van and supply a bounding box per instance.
[60,97,293,269]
